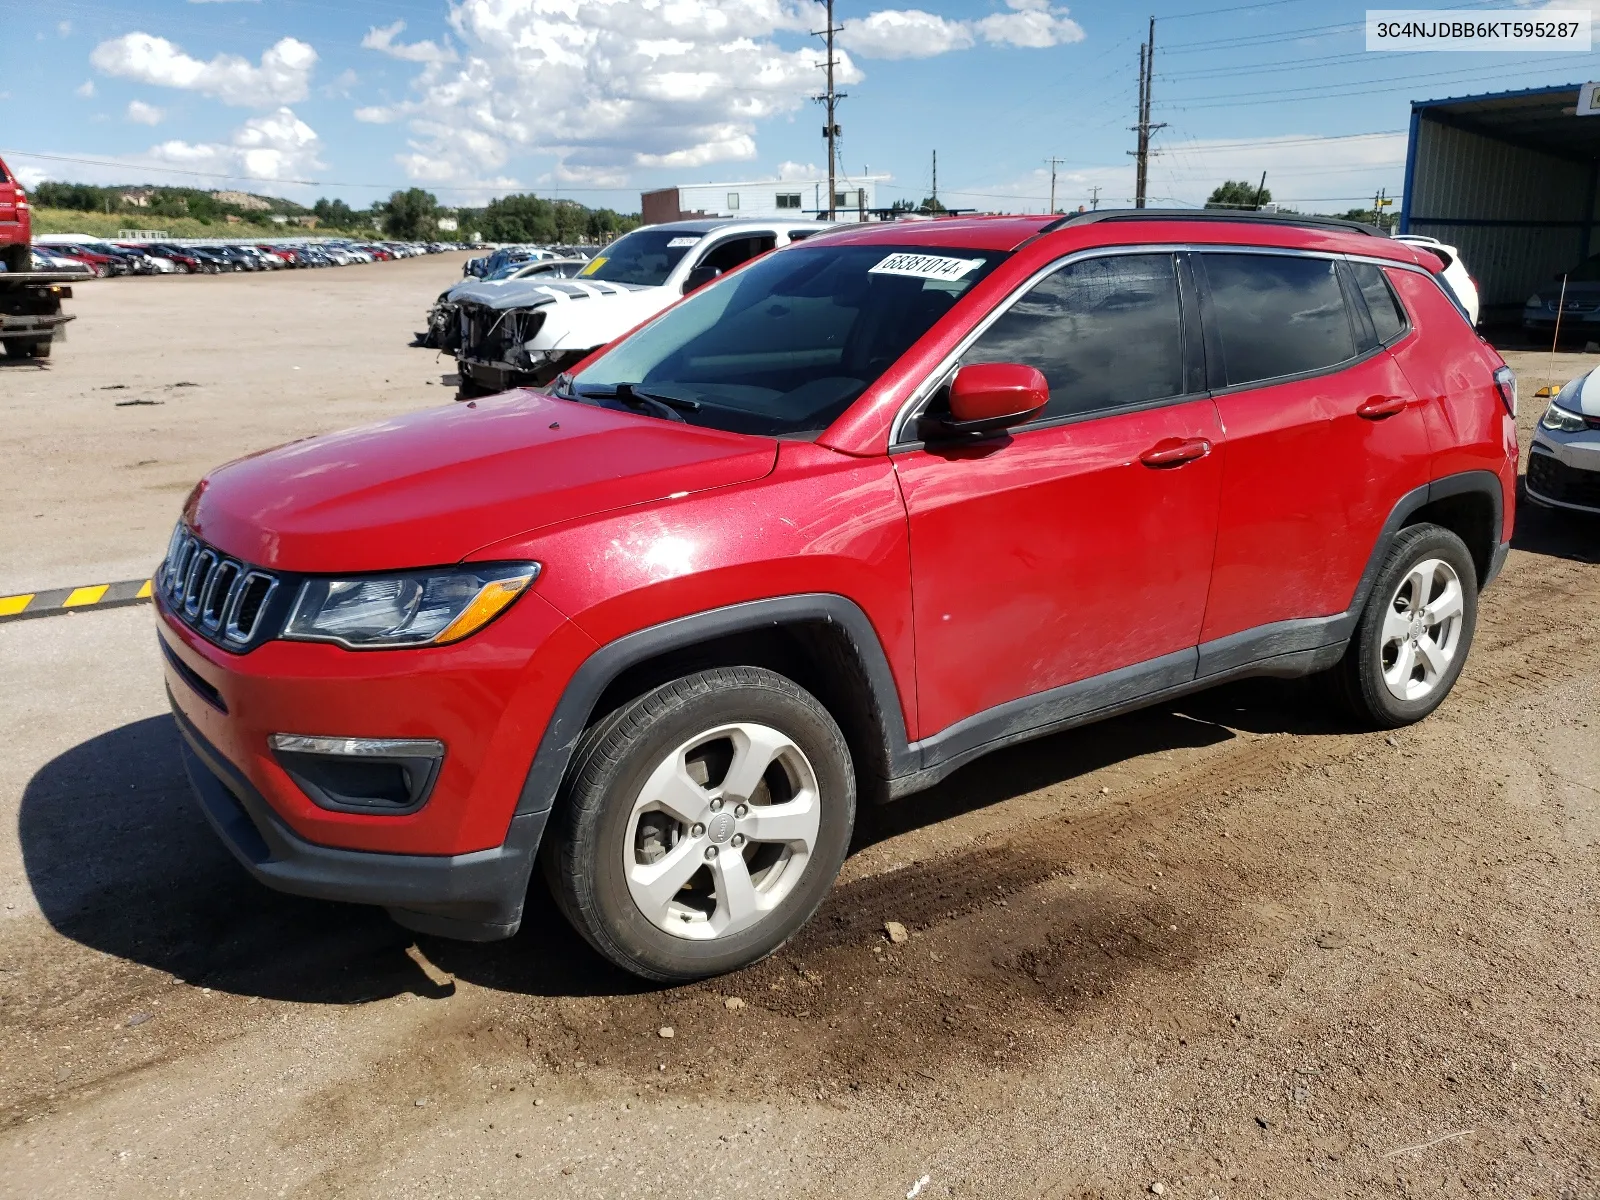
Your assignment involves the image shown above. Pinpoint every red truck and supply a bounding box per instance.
[156,210,1518,981]
[0,153,75,359]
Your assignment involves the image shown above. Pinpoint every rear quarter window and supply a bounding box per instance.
[1200,253,1357,387]
[1350,261,1408,344]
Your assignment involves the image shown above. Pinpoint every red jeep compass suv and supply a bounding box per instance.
[157,211,1518,981]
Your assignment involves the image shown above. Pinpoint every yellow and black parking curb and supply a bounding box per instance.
[0,579,153,624]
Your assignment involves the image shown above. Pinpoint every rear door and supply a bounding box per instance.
[895,251,1224,742]
[1196,250,1431,660]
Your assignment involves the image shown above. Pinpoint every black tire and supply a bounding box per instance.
[28,340,51,359]
[3,339,47,359]
[2,244,31,273]
[543,666,856,982]
[1331,522,1478,728]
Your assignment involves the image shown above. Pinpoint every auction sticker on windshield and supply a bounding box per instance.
[868,253,986,281]
[666,237,702,248]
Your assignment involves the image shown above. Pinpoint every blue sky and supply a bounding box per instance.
[1,0,1591,215]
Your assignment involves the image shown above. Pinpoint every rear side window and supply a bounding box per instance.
[959,253,1185,421]
[1351,261,1407,344]
[1200,253,1356,387]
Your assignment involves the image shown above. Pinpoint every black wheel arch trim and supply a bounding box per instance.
[513,594,916,818]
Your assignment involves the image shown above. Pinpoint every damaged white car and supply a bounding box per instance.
[420,258,588,352]
[454,219,828,395]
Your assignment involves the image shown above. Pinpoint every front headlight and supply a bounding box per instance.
[284,562,539,649]
[1540,401,1588,433]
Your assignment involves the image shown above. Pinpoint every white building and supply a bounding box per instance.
[642,175,891,224]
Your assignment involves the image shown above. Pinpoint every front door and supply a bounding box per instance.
[894,251,1223,744]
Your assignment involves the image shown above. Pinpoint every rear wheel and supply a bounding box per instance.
[543,667,856,982]
[2,244,30,273]
[1331,523,1477,728]
[3,339,48,359]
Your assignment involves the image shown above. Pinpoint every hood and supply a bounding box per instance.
[1558,368,1600,418]
[472,276,652,312]
[187,390,778,574]
[1532,280,1600,303]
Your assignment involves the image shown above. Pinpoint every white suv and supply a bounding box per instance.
[455,218,830,394]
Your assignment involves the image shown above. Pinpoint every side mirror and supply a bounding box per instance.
[684,264,722,294]
[921,363,1049,440]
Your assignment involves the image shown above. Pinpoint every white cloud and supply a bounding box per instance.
[974,0,1083,49]
[838,10,973,58]
[361,20,456,64]
[148,106,324,182]
[367,0,1083,188]
[838,0,1081,60]
[89,34,317,107]
[75,80,96,98]
[58,20,72,36]
[126,99,165,125]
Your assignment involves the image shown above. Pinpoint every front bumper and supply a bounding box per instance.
[1527,430,1600,514]
[173,697,546,940]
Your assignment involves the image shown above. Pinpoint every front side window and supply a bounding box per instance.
[580,228,704,287]
[700,234,776,274]
[1200,253,1356,387]
[568,243,1006,437]
[957,253,1185,422]
[1351,261,1407,344]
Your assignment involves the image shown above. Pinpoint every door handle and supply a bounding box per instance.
[1139,437,1212,468]
[1357,394,1409,419]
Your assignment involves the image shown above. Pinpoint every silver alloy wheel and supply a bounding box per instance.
[623,722,822,940]
[1378,556,1465,702]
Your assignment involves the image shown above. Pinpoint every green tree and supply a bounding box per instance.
[313,198,362,228]
[916,196,948,214]
[1207,180,1271,209]
[379,188,440,239]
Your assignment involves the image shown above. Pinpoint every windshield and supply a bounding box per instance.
[579,228,705,287]
[568,242,1007,437]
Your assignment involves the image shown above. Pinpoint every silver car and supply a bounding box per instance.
[1528,368,1600,514]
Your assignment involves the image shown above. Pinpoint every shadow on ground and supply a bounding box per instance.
[1513,479,1600,564]
[18,677,1326,1003]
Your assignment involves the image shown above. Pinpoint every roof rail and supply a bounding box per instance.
[1037,208,1389,238]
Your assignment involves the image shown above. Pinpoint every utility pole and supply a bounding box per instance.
[1130,15,1166,209]
[931,149,938,212]
[813,0,845,220]
[1090,184,1101,211]
[1254,171,1268,209]
[1047,156,1066,214]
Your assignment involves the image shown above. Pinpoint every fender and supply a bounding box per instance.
[513,594,915,817]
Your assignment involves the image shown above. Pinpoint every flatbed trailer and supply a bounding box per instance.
[0,270,77,359]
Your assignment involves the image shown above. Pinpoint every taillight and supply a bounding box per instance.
[1493,365,1517,418]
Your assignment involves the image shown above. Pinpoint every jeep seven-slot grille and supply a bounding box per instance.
[161,530,279,647]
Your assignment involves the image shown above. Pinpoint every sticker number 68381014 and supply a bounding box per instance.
[867,253,985,281]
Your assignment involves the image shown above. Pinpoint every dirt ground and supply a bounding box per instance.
[1,260,1597,1200]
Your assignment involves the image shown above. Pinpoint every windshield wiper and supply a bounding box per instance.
[573,382,701,422]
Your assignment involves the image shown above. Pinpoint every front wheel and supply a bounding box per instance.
[1332,522,1478,728]
[543,667,856,982]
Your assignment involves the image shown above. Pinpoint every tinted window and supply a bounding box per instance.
[1351,261,1406,343]
[571,244,1005,437]
[701,234,776,273]
[1201,253,1355,386]
[958,253,1184,421]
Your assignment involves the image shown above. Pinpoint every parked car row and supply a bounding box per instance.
[462,244,594,278]
[14,238,454,279]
